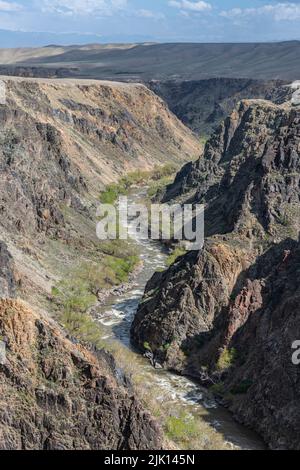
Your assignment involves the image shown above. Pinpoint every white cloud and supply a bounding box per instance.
[0,1,22,11]
[136,9,165,20]
[168,1,212,13]
[220,3,300,21]
[41,0,127,16]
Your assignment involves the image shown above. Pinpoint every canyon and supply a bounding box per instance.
[0,43,300,450]
[131,95,300,449]
[0,75,198,450]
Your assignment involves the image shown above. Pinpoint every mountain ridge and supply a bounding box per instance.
[131,96,300,449]
[1,41,300,81]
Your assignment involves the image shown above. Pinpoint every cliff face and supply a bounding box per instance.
[0,77,199,304]
[148,78,290,135]
[0,299,162,450]
[163,99,300,240]
[0,242,16,298]
[215,239,300,450]
[0,77,196,449]
[131,98,300,448]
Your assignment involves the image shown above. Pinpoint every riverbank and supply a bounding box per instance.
[93,189,265,450]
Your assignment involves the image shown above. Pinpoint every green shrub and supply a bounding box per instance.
[99,183,127,204]
[60,310,104,348]
[104,254,139,284]
[143,341,152,351]
[210,382,225,396]
[166,247,186,267]
[216,348,237,371]
[99,165,178,204]
[278,211,290,227]
[165,412,199,444]
[147,175,174,199]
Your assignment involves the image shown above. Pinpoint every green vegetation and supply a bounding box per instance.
[216,348,237,371]
[99,164,178,204]
[163,410,227,449]
[210,382,225,397]
[147,175,174,199]
[99,183,126,204]
[52,240,139,348]
[200,135,209,146]
[165,412,199,444]
[278,211,290,227]
[60,310,104,348]
[166,247,187,267]
[143,341,152,351]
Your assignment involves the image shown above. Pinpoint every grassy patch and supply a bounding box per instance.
[99,183,126,204]
[166,247,187,267]
[165,412,198,444]
[143,341,152,352]
[200,135,209,146]
[60,310,104,348]
[99,164,178,204]
[51,240,139,347]
[147,175,174,200]
[216,348,237,371]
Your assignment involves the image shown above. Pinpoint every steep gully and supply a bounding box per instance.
[95,190,265,450]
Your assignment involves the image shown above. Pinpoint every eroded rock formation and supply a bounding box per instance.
[131,98,300,448]
[0,299,163,450]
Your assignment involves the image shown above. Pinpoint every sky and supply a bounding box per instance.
[1,0,300,45]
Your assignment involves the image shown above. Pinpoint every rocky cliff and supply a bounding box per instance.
[0,299,162,450]
[131,97,300,448]
[148,78,290,135]
[0,242,16,299]
[0,76,197,450]
[163,99,300,240]
[0,76,199,305]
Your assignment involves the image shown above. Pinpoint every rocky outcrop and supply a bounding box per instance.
[0,78,198,238]
[148,78,290,135]
[131,243,248,372]
[0,242,16,298]
[163,99,300,241]
[131,98,300,448]
[133,99,300,367]
[0,77,199,303]
[217,239,300,450]
[0,299,163,450]
[0,77,195,449]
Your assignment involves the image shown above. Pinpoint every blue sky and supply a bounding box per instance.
[1,0,300,44]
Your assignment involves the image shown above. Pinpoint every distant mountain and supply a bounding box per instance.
[0,29,155,48]
[1,41,300,81]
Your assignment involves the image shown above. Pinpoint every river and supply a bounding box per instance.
[95,190,265,450]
